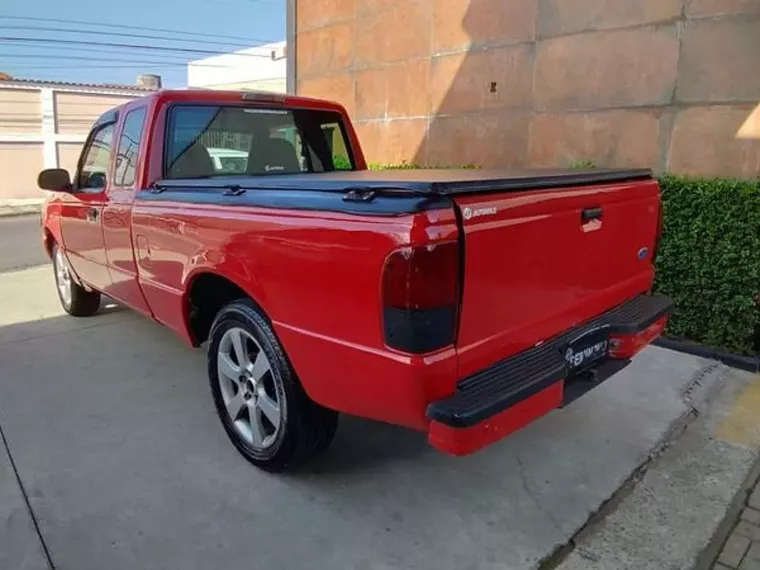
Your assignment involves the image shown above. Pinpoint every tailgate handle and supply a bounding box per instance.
[582,207,603,222]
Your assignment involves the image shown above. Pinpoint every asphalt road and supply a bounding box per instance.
[0,214,48,273]
[0,264,722,570]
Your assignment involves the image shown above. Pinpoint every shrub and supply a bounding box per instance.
[568,159,598,169]
[333,155,352,170]
[368,161,479,170]
[653,175,760,355]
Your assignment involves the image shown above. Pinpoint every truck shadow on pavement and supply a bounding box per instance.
[306,416,431,474]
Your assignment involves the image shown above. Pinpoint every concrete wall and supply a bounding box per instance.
[54,92,135,135]
[296,0,760,177]
[0,85,142,202]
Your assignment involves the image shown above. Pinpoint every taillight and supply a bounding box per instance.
[382,241,460,353]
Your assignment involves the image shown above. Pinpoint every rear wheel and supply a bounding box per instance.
[53,244,101,317]
[208,299,337,472]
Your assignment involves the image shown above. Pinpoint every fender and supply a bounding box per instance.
[181,258,272,345]
[42,199,64,258]
[43,202,89,290]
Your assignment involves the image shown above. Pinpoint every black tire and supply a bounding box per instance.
[207,299,338,472]
[52,244,101,317]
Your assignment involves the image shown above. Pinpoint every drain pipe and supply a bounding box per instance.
[286,0,296,95]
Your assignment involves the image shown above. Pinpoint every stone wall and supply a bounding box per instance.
[296,0,760,177]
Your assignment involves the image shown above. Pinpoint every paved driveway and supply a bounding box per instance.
[0,266,715,570]
[0,215,48,274]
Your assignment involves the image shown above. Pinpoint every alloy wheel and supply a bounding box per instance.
[216,327,282,449]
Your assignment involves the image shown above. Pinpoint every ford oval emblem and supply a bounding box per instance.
[638,247,650,260]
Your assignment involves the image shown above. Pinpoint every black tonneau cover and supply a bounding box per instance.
[155,168,653,196]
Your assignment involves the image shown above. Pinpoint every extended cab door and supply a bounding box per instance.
[59,111,117,290]
[101,102,152,316]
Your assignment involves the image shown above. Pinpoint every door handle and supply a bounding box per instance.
[581,207,603,223]
[86,208,99,223]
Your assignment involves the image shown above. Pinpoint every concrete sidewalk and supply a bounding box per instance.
[556,370,760,570]
[0,198,43,218]
[0,265,757,570]
[0,427,49,570]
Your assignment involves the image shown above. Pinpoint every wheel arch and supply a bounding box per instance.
[43,222,63,260]
[183,270,270,347]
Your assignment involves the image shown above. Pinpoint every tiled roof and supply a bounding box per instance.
[0,77,157,92]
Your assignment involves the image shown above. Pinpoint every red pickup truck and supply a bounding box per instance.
[38,89,671,472]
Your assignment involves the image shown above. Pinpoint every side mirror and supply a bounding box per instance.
[38,169,72,192]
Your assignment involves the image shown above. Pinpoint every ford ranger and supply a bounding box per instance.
[38,89,671,472]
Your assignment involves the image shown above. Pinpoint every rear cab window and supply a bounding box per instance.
[164,105,355,179]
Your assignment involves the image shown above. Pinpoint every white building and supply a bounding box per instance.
[187,41,286,93]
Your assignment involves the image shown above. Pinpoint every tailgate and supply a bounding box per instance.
[454,177,661,377]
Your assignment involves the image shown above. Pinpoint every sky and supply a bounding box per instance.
[0,0,285,88]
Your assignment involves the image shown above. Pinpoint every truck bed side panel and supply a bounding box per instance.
[130,195,459,429]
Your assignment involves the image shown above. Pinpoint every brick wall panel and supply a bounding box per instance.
[527,110,662,169]
[686,0,760,17]
[355,0,432,67]
[297,23,353,77]
[354,121,388,163]
[534,26,679,111]
[386,119,429,164]
[355,68,387,120]
[427,112,529,167]
[298,73,356,117]
[298,0,356,31]
[676,17,760,103]
[538,0,682,38]
[432,0,536,53]
[431,44,533,115]
[356,0,405,15]
[386,60,431,118]
[668,105,760,177]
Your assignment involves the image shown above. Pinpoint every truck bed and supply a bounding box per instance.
[153,168,654,195]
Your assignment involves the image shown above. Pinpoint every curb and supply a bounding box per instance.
[541,361,729,570]
[0,201,43,219]
[694,455,760,570]
[654,336,759,373]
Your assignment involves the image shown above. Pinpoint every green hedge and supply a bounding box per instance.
[654,175,760,355]
[368,161,479,170]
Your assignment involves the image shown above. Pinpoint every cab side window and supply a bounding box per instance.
[77,122,115,191]
[114,108,147,187]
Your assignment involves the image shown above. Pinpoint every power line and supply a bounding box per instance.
[0,36,273,58]
[206,0,281,7]
[0,53,268,68]
[0,41,199,59]
[0,15,280,44]
[0,25,272,49]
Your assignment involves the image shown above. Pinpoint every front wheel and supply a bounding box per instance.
[53,244,101,317]
[207,299,338,472]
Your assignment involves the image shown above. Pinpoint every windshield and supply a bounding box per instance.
[165,105,354,179]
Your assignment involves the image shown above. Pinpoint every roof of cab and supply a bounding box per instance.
[142,89,347,112]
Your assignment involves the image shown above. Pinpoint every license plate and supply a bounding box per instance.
[564,326,610,374]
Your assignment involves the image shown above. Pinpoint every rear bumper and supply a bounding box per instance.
[426,294,672,455]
